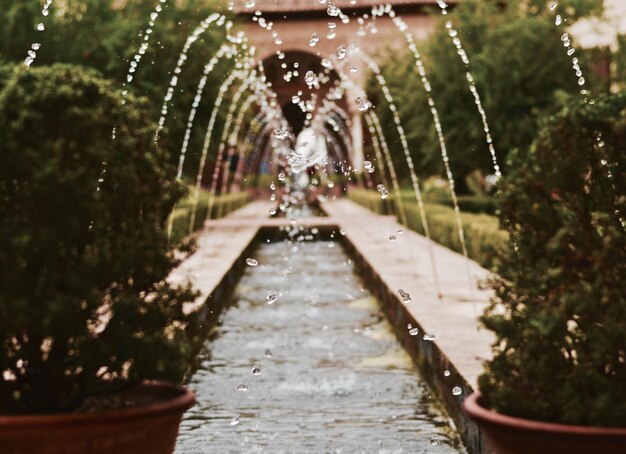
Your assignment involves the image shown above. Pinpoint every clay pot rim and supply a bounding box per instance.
[0,381,195,428]
[464,391,626,436]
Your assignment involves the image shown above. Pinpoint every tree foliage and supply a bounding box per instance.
[479,92,626,427]
[368,0,603,192]
[615,35,626,90]
[0,0,235,177]
[0,64,200,414]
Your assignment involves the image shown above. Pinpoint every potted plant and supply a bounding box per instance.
[0,65,200,454]
[464,92,626,453]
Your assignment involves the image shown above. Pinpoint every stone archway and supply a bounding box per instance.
[261,50,342,134]
[261,49,363,168]
[238,1,457,169]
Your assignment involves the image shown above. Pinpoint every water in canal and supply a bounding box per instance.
[176,239,464,453]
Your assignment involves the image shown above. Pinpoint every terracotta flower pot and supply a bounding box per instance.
[464,392,626,454]
[0,381,195,454]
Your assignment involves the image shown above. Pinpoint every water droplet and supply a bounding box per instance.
[266,293,278,305]
[264,349,273,358]
[246,258,259,267]
[252,365,261,376]
[309,33,320,47]
[444,369,451,377]
[423,333,436,341]
[305,70,319,88]
[230,416,240,426]
[355,96,371,112]
[430,435,440,445]
[398,289,412,304]
[376,184,388,200]
[452,386,463,396]
[389,235,397,241]
[273,129,289,140]
[336,45,347,60]
[409,327,419,336]
[36,23,45,31]
[236,384,248,392]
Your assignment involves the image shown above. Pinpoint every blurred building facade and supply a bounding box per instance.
[235,0,458,167]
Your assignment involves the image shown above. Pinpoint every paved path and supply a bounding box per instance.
[169,198,493,389]
[321,199,494,389]
[168,201,274,313]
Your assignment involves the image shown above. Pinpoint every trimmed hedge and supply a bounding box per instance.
[398,190,498,215]
[428,195,498,215]
[348,188,507,268]
[170,187,250,244]
[349,187,396,215]
[246,174,274,190]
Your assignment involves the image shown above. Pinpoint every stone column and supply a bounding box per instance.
[232,146,247,192]
[350,112,364,171]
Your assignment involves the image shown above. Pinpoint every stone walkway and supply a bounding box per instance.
[321,199,494,389]
[169,198,494,388]
[167,201,274,314]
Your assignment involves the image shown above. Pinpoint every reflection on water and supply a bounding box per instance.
[177,240,463,453]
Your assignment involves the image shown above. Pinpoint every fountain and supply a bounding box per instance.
[176,235,463,453]
[5,1,620,453]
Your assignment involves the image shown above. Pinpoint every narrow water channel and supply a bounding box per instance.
[176,239,463,453]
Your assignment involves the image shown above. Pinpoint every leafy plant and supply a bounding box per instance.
[479,93,626,427]
[0,0,233,179]
[367,0,602,191]
[0,64,199,414]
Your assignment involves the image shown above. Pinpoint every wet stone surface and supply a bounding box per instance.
[177,240,463,453]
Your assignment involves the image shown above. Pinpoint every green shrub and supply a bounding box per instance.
[348,188,507,268]
[479,93,626,427]
[416,195,497,215]
[0,63,14,92]
[456,195,497,215]
[0,65,198,414]
[246,174,274,190]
